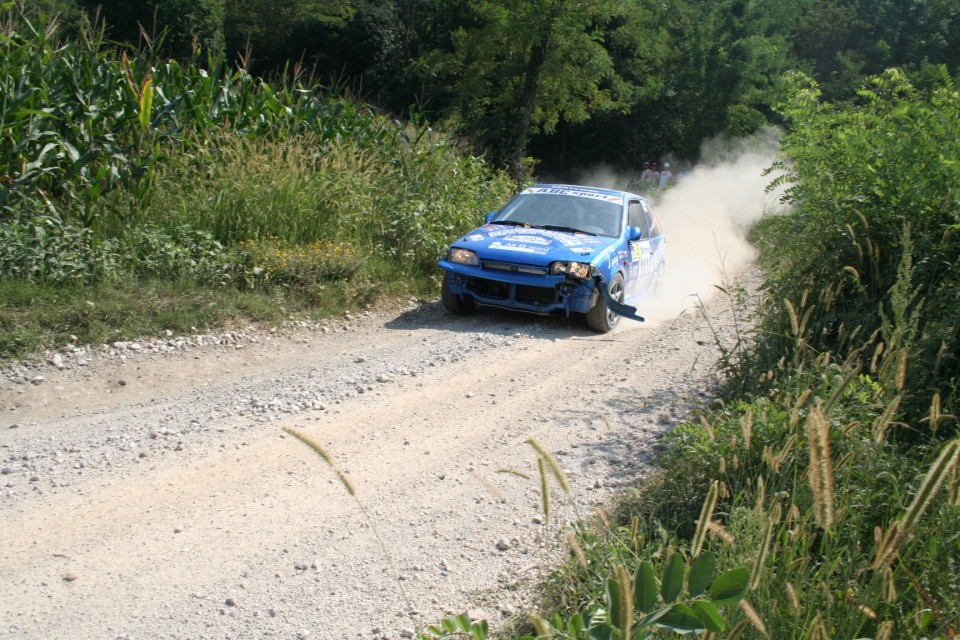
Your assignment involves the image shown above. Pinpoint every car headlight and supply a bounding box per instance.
[550,261,592,279]
[447,247,479,266]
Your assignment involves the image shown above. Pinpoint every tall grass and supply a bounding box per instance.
[755,69,960,434]
[541,298,959,638]
[1,2,513,269]
[0,3,514,358]
[536,69,960,640]
[138,127,513,275]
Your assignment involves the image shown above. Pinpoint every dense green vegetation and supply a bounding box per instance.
[0,5,513,356]
[530,72,960,639]
[3,1,960,638]
[25,0,960,173]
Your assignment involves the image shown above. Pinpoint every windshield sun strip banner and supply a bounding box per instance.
[523,186,624,205]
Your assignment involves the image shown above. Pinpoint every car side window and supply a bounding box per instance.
[642,202,662,238]
[628,201,646,234]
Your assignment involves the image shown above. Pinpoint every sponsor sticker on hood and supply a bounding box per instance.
[489,241,549,255]
[504,235,550,245]
[484,227,589,247]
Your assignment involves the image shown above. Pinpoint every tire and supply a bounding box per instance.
[440,271,476,315]
[586,273,624,333]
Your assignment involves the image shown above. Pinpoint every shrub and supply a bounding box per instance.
[122,225,247,286]
[0,216,121,284]
[755,69,960,435]
[240,238,364,292]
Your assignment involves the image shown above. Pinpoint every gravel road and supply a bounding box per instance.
[0,278,748,640]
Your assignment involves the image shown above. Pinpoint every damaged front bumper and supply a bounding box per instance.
[439,261,644,323]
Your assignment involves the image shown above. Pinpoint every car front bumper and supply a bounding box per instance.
[439,259,597,315]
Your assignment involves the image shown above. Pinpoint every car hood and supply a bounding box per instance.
[454,225,615,265]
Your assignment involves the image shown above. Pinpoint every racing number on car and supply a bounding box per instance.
[630,239,652,276]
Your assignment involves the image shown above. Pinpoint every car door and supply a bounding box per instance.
[625,200,653,296]
[637,202,665,292]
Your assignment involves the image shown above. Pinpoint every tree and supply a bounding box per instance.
[532,0,795,173]
[154,0,224,57]
[789,0,960,101]
[789,0,866,101]
[223,0,354,74]
[78,0,225,58]
[663,0,795,149]
[855,0,960,76]
[19,0,86,37]
[287,1,406,104]
[421,0,650,175]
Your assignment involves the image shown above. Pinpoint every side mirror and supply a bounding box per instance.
[627,225,643,241]
[484,212,497,224]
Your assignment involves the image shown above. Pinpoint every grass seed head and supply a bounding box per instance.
[537,457,551,523]
[691,480,719,557]
[872,438,960,570]
[785,582,800,616]
[566,529,587,568]
[875,621,895,640]
[526,437,571,494]
[282,426,356,496]
[871,395,901,444]
[806,405,835,530]
[738,599,767,635]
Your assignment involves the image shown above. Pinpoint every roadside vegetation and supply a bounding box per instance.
[3,2,960,639]
[527,72,960,639]
[0,6,514,359]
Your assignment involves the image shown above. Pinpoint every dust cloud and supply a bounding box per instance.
[574,131,787,327]
[643,149,783,324]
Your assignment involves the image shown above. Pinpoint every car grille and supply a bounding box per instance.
[482,260,548,275]
[516,284,557,304]
[469,277,558,306]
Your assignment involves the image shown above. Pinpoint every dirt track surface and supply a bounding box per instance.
[0,288,743,640]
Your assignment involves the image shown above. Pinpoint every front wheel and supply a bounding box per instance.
[440,271,476,315]
[586,273,624,333]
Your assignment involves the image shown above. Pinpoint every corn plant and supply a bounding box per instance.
[1,2,514,291]
[1,4,401,229]
[0,8,154,224]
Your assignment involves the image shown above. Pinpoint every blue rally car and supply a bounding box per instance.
[438,184,666,332]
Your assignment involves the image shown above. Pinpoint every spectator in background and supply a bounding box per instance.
[658,162,673,188]
[641,161,660,184]
[639,161,653,182]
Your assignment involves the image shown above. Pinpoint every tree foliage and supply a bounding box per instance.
[414,0,653,172]
[26,0,960,173]
[222,0,354,74]
[77,0,225,57]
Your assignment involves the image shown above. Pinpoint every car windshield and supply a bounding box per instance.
[494,193,622,237]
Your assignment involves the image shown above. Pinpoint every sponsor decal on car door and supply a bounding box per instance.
[628,239,653,293]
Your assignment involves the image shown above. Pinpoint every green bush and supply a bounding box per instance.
[541,69,960,640]
[754,69,960,435]
[0,216,121,284]
[0,218,245,287]
[240,238,364,291]
[121,225,246,285]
